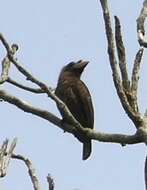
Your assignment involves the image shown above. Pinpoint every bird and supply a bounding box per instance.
[55,60,94,160]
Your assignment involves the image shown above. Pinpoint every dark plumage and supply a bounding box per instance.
[55,60,94,160]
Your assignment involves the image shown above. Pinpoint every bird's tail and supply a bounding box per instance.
[82,141,92,160]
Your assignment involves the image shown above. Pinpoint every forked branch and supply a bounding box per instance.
[0,138,17,177]
[0,139,41,190]
[99,0,143,127]
[12,154,41,190]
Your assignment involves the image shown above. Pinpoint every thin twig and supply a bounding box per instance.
[0,89,63,130]
[0,33,11,52]
[47,174,55,190]
[7,77,46,94]
[12,154,41,190]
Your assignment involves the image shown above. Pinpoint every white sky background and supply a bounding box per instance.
[0,0,146,190]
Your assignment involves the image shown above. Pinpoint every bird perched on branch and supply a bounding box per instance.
[55,60,94,160]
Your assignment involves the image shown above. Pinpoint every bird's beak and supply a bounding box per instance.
[74,60,89,69]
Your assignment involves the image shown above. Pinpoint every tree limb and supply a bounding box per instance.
[114,16,130,91]
[131,48,144,112]
[12,154,41,190]
[99,0,142,127]
[114,16,140,112]
[0,139,41,190]
[0,89,143,145]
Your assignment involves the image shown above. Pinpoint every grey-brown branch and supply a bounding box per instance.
[7,77,47,94]
[99,0,143,127]
[0,89,142,145]
[114,16,130,91]
[12,154,41,190]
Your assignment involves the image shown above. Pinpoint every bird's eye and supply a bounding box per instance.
[77,60,82,63]
[67,62,75,68]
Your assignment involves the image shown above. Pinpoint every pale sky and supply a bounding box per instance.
[0,1,146,190]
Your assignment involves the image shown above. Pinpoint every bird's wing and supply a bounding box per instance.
[55,80,94,129]
[70,80,94,129]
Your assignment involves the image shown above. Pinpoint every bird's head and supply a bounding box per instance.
[61,60,89,78]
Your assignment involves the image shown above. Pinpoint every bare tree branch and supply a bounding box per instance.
[0,138,17,177]
[114,16,140,112]
[0,89,64,130]
[7,77,47,94]
[114,16,130,91]
[0,89,143,145]
[99,0,142,127]
[137,0,147,47]
[0,138,41,190]
[0,33,11,53]
[131,48,144,92]
[131,48,144,112]
[12,154,41,190]
[47,174,55,190]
